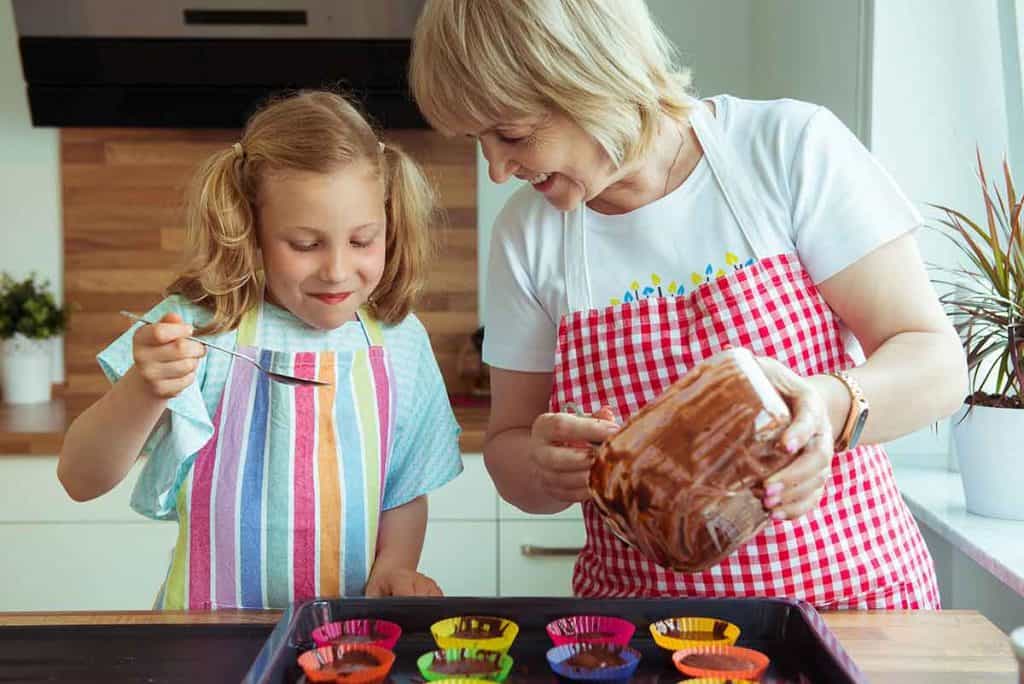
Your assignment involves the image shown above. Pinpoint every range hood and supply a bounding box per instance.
[12,0,428,128]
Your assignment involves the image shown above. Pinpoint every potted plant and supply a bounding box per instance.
[933,152,1024,520]
[0,273,67,405]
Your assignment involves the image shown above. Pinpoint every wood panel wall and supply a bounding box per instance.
[62,128,477,419]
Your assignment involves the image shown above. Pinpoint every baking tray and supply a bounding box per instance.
[242,596,867,683]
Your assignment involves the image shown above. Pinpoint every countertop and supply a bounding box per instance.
[0,609,1017,683]
[0,398,489,454]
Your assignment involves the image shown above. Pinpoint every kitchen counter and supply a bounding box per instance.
[0,609,1017,682]
[0,399,489,454]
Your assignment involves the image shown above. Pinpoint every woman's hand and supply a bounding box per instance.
[132,312,205,399]
[755,356,837,521]
[364,568,443,597]
[528,406,619,505]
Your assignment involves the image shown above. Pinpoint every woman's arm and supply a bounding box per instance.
[812,233,967,443]
[364,496,442,596]
[484,369,618,515]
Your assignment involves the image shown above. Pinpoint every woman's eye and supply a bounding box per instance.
[350,239,372,249]
[290,242,319,251]
[498,133,528,144]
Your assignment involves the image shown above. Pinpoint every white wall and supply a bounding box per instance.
[0,2,63,381]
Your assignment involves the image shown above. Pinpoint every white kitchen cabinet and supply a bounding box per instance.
[498,520,586,597]
[420,521,498,597]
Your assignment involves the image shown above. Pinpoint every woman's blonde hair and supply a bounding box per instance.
[168,90,439,334]
[409,0,692,167]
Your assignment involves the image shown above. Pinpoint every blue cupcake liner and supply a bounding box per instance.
[545,643,641,682]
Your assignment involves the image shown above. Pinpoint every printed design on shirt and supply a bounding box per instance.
[609,251,756,305]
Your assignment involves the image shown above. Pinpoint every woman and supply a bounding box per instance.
[409,0,966,608]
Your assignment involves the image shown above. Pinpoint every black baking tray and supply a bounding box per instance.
[242,596,867,683]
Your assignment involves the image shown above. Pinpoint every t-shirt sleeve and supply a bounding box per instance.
[382,322,463,510]
[481,198,559,372]
[789,106,923,284]
[96,296,216,520]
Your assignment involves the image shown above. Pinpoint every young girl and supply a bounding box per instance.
[57,91,462,609]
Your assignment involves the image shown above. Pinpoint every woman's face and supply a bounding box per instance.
[473,109,619,212]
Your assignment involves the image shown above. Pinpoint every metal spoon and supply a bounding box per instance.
[119,310,331,388]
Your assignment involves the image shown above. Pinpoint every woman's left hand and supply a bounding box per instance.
[755,356,837,521]
[364,568,443,597]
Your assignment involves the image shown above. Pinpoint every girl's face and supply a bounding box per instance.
[256,160,387,330]
[473,109,619,212]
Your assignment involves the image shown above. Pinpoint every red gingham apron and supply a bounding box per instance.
[551,101,939,609]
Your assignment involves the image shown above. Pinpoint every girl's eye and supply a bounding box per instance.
[290,242,319,251]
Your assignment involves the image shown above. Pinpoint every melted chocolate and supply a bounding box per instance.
[429,652,501,676]
[322,650,380,675]
[329,630,383,644]
[567,645,626,670]
[589,348,795,572]
[572,630,615,639]
[680,652,754,671]
[663,620,728,640]
[451,616,508,639]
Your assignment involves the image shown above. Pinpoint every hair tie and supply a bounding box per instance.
[232,142,244,158]
[378,141,386,153]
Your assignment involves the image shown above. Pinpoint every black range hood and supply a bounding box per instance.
[13,0,428,129]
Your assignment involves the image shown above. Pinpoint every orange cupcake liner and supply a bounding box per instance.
[672,644,769,681]
[296,643,396,683]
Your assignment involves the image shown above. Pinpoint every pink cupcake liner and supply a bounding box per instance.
[545,615,636,647]
[311,618,402,650]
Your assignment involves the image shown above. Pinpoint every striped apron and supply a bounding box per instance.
[156,303,393,609]
[553,100,939,609]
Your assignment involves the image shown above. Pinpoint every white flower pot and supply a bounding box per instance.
[952,403,1024,521]
[2,334,52,405]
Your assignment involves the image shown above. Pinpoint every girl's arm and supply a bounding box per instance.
[57,312,204,502]
[364,495,442,596]
[57,367,169,501]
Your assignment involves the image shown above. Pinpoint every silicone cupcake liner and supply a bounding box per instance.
[296,643,396,684]
[671,644,770,681]
[546,643,642,683]
[546,615,636,647]
[680,679,758,684]
[311,618,402,650]
[416,647,514,682]
[431,680,496,683]
[649,616,740,651]
[431,616,519,653]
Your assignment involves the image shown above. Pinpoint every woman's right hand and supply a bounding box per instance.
[131,312,205,399]
[528,406,619,504]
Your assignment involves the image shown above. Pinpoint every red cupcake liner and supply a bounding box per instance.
[311,618,402,650]
[546,615,636,647]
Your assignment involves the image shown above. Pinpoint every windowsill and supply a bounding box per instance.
[894,465,1024,598]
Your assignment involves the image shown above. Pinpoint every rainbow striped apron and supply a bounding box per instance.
[156,304,393,609]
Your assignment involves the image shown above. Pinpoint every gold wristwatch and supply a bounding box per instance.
[829,369,869,451]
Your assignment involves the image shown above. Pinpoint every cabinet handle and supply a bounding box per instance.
[520,545,583,557]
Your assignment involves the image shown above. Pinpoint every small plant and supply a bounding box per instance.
[932,151,1023,409]
[0,273,67,342]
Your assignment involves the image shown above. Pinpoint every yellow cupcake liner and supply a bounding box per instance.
[649,616,740,651]
[430,616,519,654]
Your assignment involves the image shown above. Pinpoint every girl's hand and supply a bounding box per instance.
[131,312,205,399]
[529,406,619,504]
[755,356,835,521]
[364,568,443,597]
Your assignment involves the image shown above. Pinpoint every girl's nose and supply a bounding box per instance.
[319,248,348,283]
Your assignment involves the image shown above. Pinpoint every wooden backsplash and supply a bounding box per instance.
[62,128,477,419]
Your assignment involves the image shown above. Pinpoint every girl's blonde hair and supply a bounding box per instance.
[168,90,439,334]
[409,0,692,168]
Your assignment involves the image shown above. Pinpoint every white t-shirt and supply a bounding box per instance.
[482,95,922,372]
